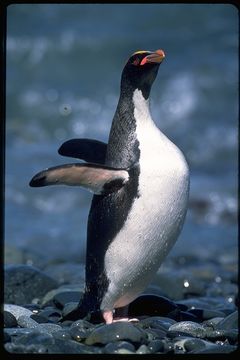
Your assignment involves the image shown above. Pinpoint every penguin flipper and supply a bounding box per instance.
[29,163,129,195]
[58,138,107,164]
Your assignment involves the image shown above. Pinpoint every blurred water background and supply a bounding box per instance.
[5,4,238,265]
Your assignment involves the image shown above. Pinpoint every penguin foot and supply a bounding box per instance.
[103,310,114,324]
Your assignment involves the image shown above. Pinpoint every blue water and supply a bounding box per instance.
[5,4,238,263]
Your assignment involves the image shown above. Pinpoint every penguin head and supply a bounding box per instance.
[121,49,165,99]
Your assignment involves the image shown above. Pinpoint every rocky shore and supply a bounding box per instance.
[4,245,238,354]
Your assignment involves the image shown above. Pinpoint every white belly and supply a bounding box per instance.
[101,90,190,311]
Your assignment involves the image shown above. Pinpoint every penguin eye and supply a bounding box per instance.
[132,57,140,66]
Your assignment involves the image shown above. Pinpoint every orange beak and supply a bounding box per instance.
[140,49,165,66]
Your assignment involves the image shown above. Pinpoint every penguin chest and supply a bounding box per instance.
[102,124,189,310]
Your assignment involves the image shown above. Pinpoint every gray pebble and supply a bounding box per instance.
[5,342,47,353]
[17,315,38,329]
[37,323,63,335]
[136,344,151,354]
[4,304,33,320]
[4,328,33,337]
[13,331,54,346]
[168,321,207,338]
[85,321,147,346]
[52,329,72,340]
[216,310,238,330]
[104,341,135,353]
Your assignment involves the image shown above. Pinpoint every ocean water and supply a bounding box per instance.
[5,4,238,263]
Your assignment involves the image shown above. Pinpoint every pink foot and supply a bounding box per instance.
[103,310,113,324]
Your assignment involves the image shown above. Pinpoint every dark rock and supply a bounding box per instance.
[4,331,11,344]
[47,338,102,354]
[4,265,58,305]
[52,329,72,340]
[53,291,82,309]
[128,294,178,317]
[138,316,176,331]
[148,339,165,353]
[13,331,54,346]
[216,310,238,330]
[62,302,79,318]
[37,308,62,323]
[4,311,18,328]
[191,344,237,353]
[178,311,199,322]
[188,308,226,320]
[205,329,238,344]
[30,314,51,324]
[85,322,147,346]
[70,319,95,342]
[5,342,47,353]
[104,341,135,354]
[180,338,207,352]
[203,317,225,329]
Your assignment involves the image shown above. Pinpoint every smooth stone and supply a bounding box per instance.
[178,338,207,352]
[41,285,83,306]
[70,319,95,341]
[148,339,165,353]
[144,328,164,341]
[85,322,147,346]
[13,331,54,346]
[62,302,79,318]
[47,338,102,354]
[53,291,82,309]
[178,311,199,322]
[188,308,226,320]
[71,319,95,330]
[30,314,51,324]
[37,323,63,335]
[205,329,238,344]
[70,326,91,341]
[4,304,33,320]
[4,331,11,343]
[136,344,151,354]
[4,311,18,328]
[139,316,176,331]
[17,315,39,329]
[38,308,62,322]
[191,344,237,354]
[4,265,58,305]
[5,342,47,353]
[216,310,238,330]
[52,329,72,340]
[203,317,225,329]
[104,341,135,354]
[168,321,207,338]
[128,294,178,317]
[4,328,33,336]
